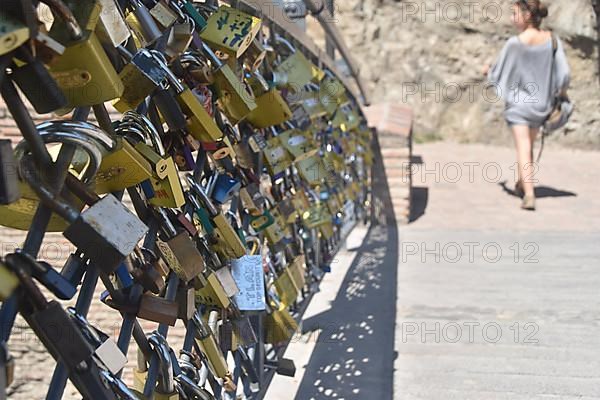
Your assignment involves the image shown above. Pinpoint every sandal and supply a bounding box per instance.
[521,194,535,211]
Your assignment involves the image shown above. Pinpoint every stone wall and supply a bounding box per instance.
[332,0,600,148]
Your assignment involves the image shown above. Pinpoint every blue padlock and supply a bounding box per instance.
[211,174,242,204]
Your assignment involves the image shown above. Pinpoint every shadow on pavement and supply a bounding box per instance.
[499,181,577,198]
[409,186,428,223]
[294,132,399,399]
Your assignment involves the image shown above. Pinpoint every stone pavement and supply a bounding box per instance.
[269,140,600,399]
[395,141,600,399]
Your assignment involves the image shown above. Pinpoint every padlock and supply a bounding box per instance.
[166,17,194,59]
[126,0,163,47]
[151,51,225,143]
[239,183,265,215]
[277,129,318,160]
[249,209,275,232]
[47,0,124,107]
[192,312,230,379]
[96,0,130,46]
[149,0,178,29]
[137,144,186,209]
[262,136,293,178]
[67,307,128,375]
[176,286,196,321]
[273,48,324,90]
[288,255,307,290]
[155,209,205,283]
[213,265,240,298]
[201,41,257,124]
[219,319,235,352]
[20,156,148,273]
[195,272,231,309]
[318,74,345,115]
[246,89,293,128]
[0,139,20,205]
[200,5,261,59]
[5,253,118,399]
[298,88,329,121]
[94,137,155,194]
[296,154,328,187]
[0,10,29,55]
[211,173,241,204]
[276,197,298,223]
[303,203,333,230]
[179,0,207,30]
[273,267,300,307]
[264,208,291,250]
[130,249,166,294]
[138,292,179,326]
[264,301,298,345]
[187,175,246,259]
[113,49,170,113]
[243,38,267,71]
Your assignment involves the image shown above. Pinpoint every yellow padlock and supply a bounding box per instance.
[48,0,124,107]
[274,52,324,90]
[265,302,298,344]
[263,137,293,177]
[200,5,261,59]
[277,129,318,162]
[195,273,231,309]
[246,89,292,128]
[273,267,299,307]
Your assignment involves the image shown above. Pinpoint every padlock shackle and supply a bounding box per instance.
[98,370,139,400]
[274,34,296,55]
[200,42,224,70]
[156,207,179,238]
[148,332,175,393]
[186,174,218,216]
[37,120,116,150]
[14,124,107,184]
[120,111,166,157]
[42,0,83,39]
[191,312,211,339]
[150,50,186,94]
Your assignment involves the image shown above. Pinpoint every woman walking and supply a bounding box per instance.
[485,0,570,210]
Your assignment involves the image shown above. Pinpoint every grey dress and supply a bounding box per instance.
[488,35,570,128]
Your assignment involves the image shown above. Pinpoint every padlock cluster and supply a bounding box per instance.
[0,1,373,399]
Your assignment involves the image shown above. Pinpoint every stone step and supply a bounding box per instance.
[381,148,411,159]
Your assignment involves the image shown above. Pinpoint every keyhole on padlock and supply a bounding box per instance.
[3,34,16,48]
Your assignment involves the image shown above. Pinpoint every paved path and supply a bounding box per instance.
[270,141,600,399]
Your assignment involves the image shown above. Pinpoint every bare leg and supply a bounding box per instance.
[511,124,535,197]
